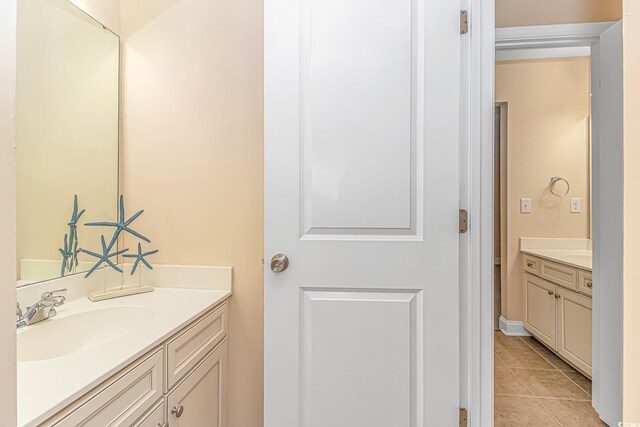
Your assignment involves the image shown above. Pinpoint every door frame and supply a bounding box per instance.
[468,17,622,426]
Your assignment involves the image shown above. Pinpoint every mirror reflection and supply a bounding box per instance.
[16,0,119,286]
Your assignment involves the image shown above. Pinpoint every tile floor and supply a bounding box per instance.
[494,331,607,426]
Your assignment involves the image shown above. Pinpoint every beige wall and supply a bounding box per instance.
[623,0,640,421]
[0,0,17,424]
[496,0,622,28]
[496,57,592,321]
[119,1,264,426]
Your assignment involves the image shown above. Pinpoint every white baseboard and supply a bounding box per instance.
[499,316,532,336]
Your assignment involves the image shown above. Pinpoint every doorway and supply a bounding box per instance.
[492,55,597,423]
[481,23,622,425]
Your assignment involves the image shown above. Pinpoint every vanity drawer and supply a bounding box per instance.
[540,259,578,291]
[578,270,593,297]
[50,348,164,427]
[167,302,228,390]
[522,255,540,275]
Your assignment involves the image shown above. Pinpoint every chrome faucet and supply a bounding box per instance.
[16,289,67,328]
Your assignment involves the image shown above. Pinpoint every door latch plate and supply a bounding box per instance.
[460,10,469,35]
[459,209,468,234]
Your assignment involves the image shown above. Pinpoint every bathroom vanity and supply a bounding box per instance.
[17,266,232,427]
[520,238,592,377]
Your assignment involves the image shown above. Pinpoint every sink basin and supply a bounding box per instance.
[18,306,154,362]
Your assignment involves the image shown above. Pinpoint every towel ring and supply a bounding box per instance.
[549,176,570,197]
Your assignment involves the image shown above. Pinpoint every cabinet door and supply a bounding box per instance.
[523,274,557,349]
[134,400,165,427]
[556,287,592,377]
[167,340,228,427]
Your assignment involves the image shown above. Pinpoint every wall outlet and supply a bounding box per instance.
[520,198,532,214]
[571,198,582,213]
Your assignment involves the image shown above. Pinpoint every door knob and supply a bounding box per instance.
[171,405,184,418]
[270,253,289,273]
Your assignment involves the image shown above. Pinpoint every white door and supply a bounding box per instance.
[591,20,623,426]
[264,0,461,424]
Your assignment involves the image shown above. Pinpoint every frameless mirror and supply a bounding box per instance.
[16,0,119,286]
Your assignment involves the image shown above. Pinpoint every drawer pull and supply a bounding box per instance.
[586,281,593,289]
[548,290,554,295]
[555,294,561,299]
[172,405,184,418]
[158,423,169,427]
[527,262,534,268]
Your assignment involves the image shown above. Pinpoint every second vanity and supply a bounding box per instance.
[17,266,232,427]
[520,238,592,378]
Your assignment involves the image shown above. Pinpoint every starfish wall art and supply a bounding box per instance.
[79,235,129,277]
[124,242,159,275]
[80,195,158,278]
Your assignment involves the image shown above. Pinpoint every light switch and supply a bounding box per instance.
[571,198,582,213]
[520,198,532,214]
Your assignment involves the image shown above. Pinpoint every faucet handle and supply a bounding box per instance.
[41,288,67,299]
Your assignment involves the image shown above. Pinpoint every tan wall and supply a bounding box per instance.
[496,0,622,28]
[496,58,592,321]
[119,1,264,426]
[0,0,17,423]
[623,0,640,421]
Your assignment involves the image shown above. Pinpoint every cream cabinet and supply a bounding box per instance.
[523,274,556,349]
[556,287,592,376]
[134,401,166,427]
[167,340,228,427]
[43,301,229,427]
[522,255,592,378]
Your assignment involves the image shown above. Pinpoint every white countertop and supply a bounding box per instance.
[18,287,232,427]
[520,237,592,271]
[521,248,592,271]
[522,249,592,271]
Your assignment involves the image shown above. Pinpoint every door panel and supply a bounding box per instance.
[300,290,419,427]
[301,0,413,232]
[265,0,461,423]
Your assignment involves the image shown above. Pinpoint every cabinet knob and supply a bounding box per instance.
[586,281,593,289]
[172,405,184,418]
[548,290,554,295]
[555,294,561,299]
[527,262,534,268]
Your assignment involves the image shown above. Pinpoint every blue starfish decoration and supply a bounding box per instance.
[78,235,129,278]
[58,234,72,277]
[85,195,150,248]
[123,242,159,275]
[67,194,85,272]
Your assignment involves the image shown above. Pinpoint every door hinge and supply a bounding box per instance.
[459,209,468,234]
[460,10,469,35]
[459,407,468,427]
